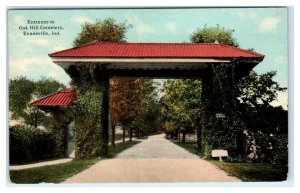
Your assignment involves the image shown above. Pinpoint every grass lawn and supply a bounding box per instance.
[173,141,198,154]
[209,160,288,182]
[10,140,140,184]
[109,140,140,157]
[109,133,128,143]
[173,140,288,182]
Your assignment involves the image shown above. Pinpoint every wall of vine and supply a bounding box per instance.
[200,63,246,158]
[67,63,108,159]
[48,108,72,158]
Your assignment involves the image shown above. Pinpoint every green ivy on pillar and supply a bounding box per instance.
[67,63,109,159]
[200,63,246,159]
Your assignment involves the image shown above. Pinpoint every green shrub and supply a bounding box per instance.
[9,125,57,164]
[271,135,288,167]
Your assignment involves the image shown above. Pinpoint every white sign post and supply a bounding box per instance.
[215,113,226,118]
[211,149,228,161]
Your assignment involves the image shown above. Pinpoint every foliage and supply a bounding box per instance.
[160,79,202,142]
[68,63,108,158]
[9,76,36,119]
[237,71,287,109]
[271,135,288,167]
[200,64,246,158]
[190,24,239,47]
[110,78,142,126]
[131,79,162,135]
[110,78,145,142]
[70,17,132,158]
[9,76,65,127]
[48,109,72,158]
[236,71,288,165]
[10,159,99,184]
[237,71,288,135]
[73,84,105,158]
[242,131,288,166]
[34,77,65,98]
[9,125,57,164]
[73,18,132,47]
[23,107,46,128]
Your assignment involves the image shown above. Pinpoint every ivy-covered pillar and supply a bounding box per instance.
[48,108,72,158]
[98,71,109,156]
[67,63,109,159]
[199,63,245,159]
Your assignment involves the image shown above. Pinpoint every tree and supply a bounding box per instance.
[237,71,287,134]
[237,71,287,109]
[160,79,202,143]
[9,76,36,119]
[23,107,46,128]
[9,76,65,128]
[131,79,162,137]
[110,78,143,142]
[73,18,132,47]
[72,17,133,147]
[190,24,239,47]
[34,77,65,98]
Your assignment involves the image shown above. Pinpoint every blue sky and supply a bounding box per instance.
[8,8,288,108]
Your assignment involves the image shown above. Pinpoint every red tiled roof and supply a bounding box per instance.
[30,89,75,107]
[49,42,264,59]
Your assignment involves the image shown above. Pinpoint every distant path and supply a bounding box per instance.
[9,158,73,170]
[64,134,240,183]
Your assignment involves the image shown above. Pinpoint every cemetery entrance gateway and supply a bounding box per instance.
[47,42,264,158]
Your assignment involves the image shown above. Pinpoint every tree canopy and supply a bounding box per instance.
[9,76,65,127]
[190,24,239,47]
[73,18,132,47]
[237,71,287,109]
[237,71,288,134]
[160,79,202,142]
[9,76,36,119]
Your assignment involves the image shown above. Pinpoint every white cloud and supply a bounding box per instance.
[259,17,280,32]
[126,14,155,34]
[25,38,49,46]
[14,15,25,26]
[72,15,93,24]
[270,90,288,110]
[53,43,67,52]
[9,56,70,85]
[165,22,176,33]
[9,57,50,74]
[274,56,288,64]
[234,11,257,19]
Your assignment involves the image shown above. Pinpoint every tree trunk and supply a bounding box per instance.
[111,123,116,147]
[122,125,126,143]
[129,127,133,141]
[182,132,186,143]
